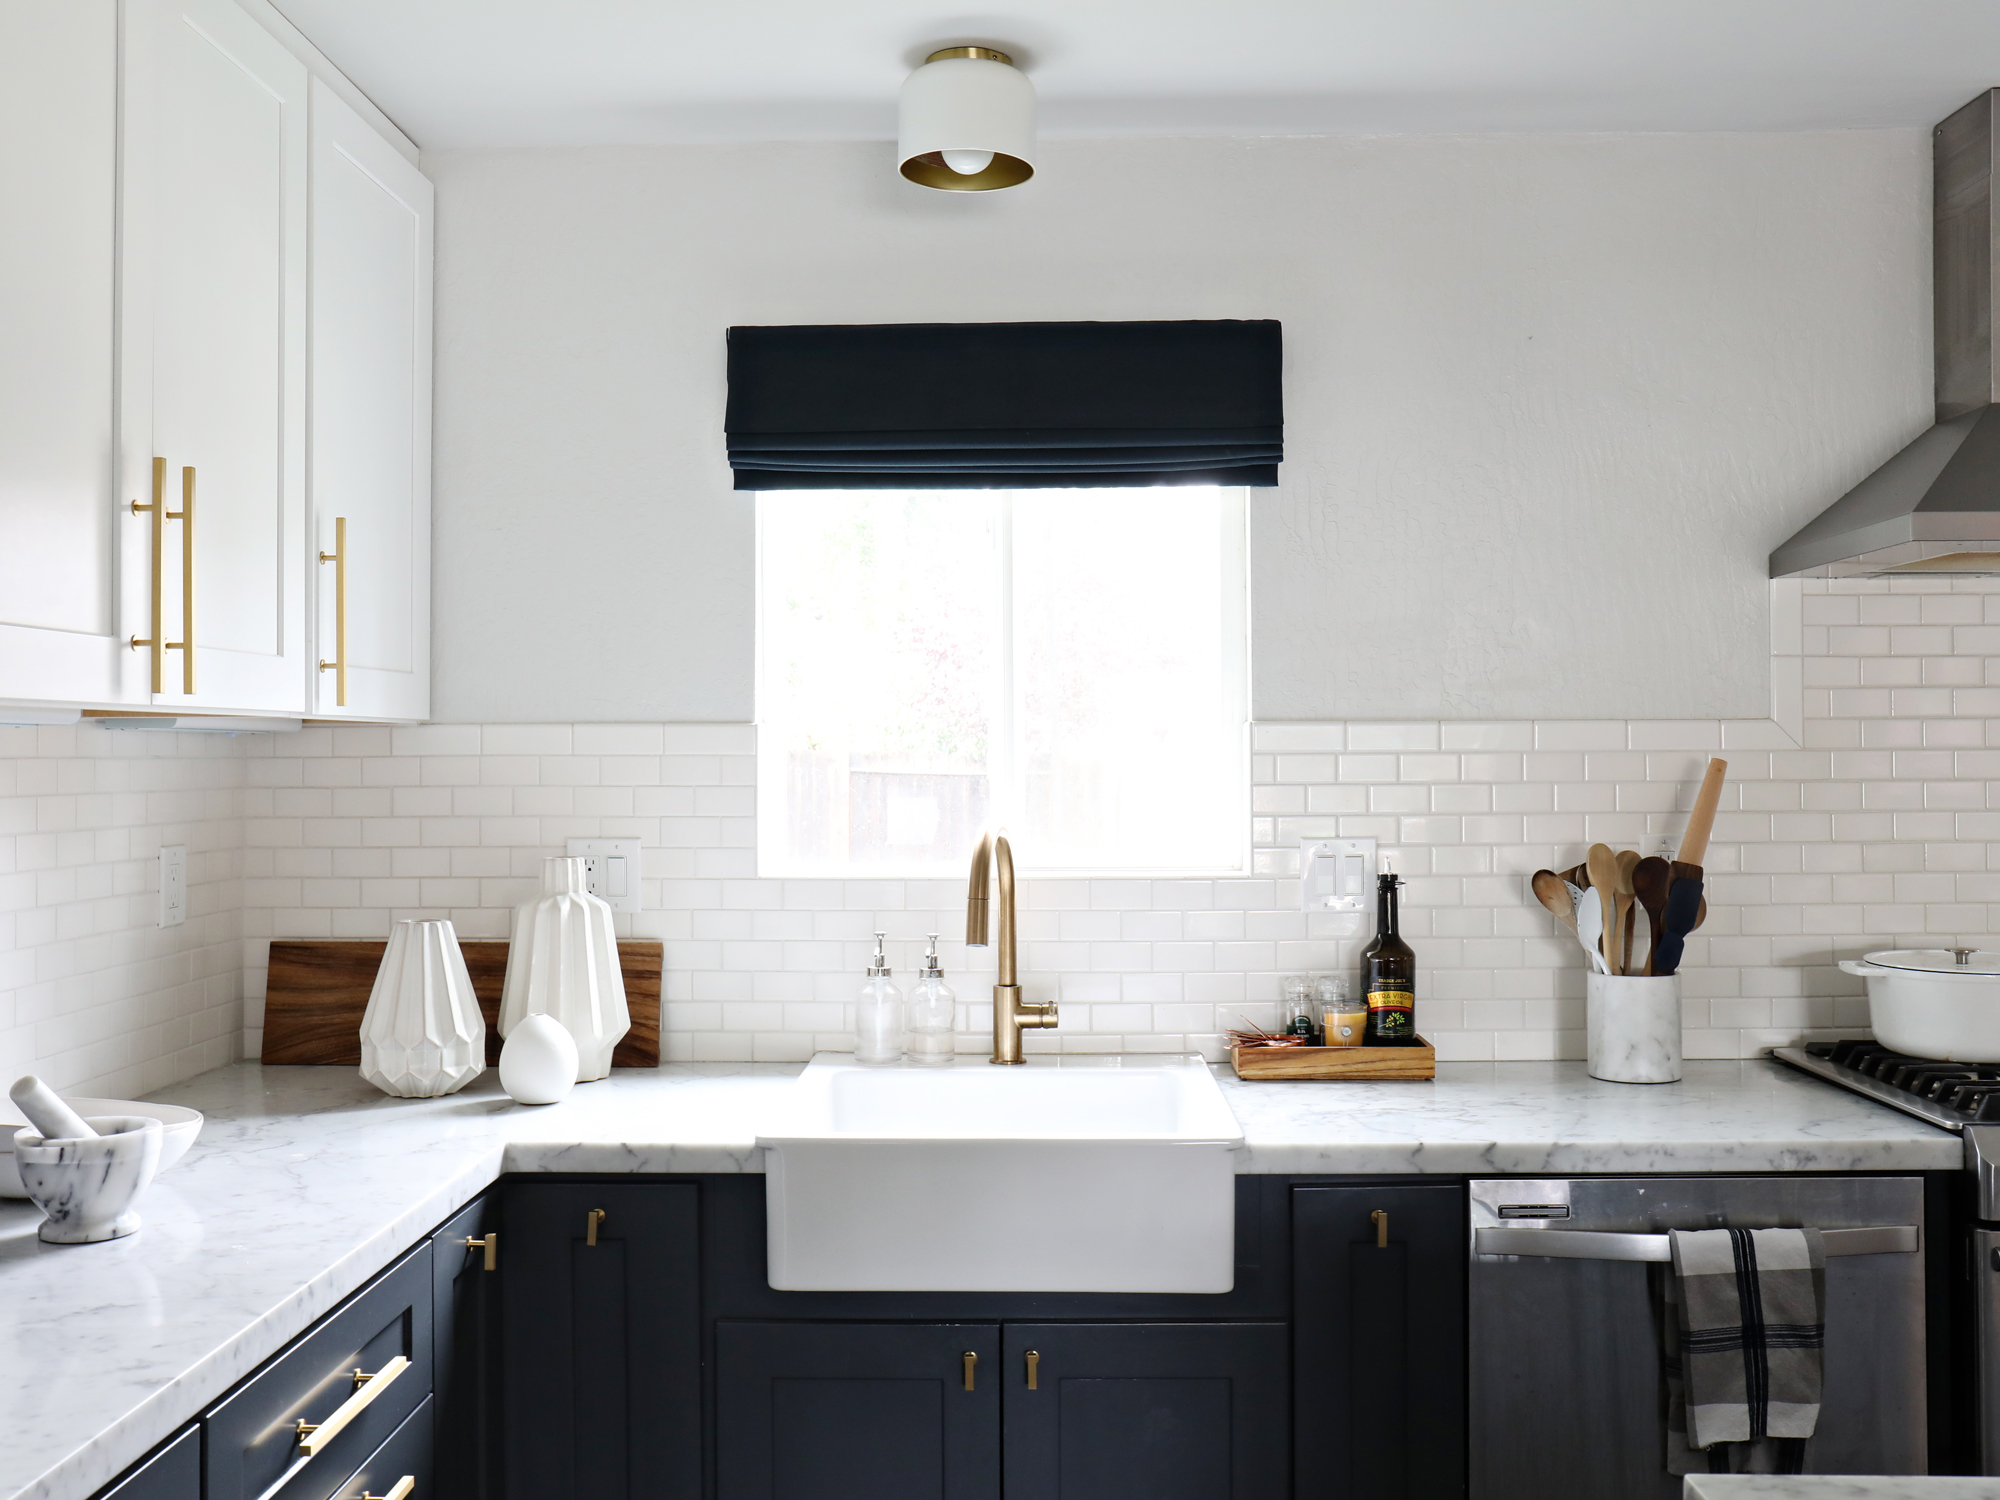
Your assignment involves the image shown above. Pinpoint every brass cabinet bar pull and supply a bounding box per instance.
[962,1351,977,1391]
[1372,1209,1389,1248]
[317,515,347,706]
[462,1233,496,1271]
[294,1354,409,1454]
[586,1209,606,1246]
[129,457,166,691]
[175,466,194,692]
[1025,1350,1039,1390]
[357,1478,414,1500]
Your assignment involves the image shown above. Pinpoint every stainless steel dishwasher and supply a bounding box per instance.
[1468,1176,1927,1497]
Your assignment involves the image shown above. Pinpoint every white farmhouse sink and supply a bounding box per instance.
[758,1053,1243,1293]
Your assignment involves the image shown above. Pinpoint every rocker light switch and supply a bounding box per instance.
[564,837,642,913]
[1299,837,1376,912]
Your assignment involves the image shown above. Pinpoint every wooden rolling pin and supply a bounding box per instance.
[1676,757,1728,867]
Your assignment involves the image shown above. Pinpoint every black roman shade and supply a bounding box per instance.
[724,319,1282,489]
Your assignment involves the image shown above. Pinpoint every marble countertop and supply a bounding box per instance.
[2,1057,1960,1500]
[1684,1479,2000,1496]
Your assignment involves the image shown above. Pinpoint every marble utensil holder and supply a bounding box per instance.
[14,1115,162,1243]
[1586,973,1683,1084]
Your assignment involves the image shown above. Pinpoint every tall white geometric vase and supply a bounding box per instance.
[499,857,630,1082]
[359,919,487,1097]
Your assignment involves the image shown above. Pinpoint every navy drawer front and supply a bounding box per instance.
[206,1242,433,1500]
[99,1426,200,1500]
[327,1394,433,1500]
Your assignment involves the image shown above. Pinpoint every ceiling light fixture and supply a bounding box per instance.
[898,46,1034,192]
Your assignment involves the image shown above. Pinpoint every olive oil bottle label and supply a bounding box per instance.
[1367,987,1415,1039]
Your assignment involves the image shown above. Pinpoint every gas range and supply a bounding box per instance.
[1773,1040,2000,1132]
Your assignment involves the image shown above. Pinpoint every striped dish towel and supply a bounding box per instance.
[1661,1226,1827,1475]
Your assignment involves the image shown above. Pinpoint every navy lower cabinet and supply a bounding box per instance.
[500,1182,701,1500]
[432,1193,501,1500]
[1003,1322,1290,1500]
[716,1322,1003,1500]
[96,1427,200,1500]
[1292,1182,1467,1499]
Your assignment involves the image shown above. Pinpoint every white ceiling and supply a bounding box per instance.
[272,0,2000,149]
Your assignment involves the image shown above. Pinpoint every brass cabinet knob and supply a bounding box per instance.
[1371,1209,1389,1248]
[962,1351,977,1391]
[586,1209,606,1246]
[1025,1350,1039,1390]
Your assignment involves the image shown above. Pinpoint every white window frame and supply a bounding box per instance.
[754,486,1251,880]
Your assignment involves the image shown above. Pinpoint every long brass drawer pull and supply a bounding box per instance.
[1025,1350,1039,1390]
[295,1354,409,1454]
[962,1351,977,1391]
[129,458,193,692]
[462,1233,496,1271]
[358,1479,414,1500]
[1372,1209,1389,1248]
[317,515,347,707]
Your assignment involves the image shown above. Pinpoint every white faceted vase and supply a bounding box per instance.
[359,919,486,1098]
[499,856,630,1082]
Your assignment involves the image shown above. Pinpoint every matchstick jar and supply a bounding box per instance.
[1586,973,1683,1084]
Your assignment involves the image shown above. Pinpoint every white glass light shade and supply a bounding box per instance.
[359,919,486,1098]
[898,48,1034,192]
[498,857,630,1082]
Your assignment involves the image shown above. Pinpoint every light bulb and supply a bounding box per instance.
[941,149,993,176]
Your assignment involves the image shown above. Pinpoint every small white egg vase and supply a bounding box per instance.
[359,919,487,1098]
[499,856,630,1081]
[499,1013,579,1105]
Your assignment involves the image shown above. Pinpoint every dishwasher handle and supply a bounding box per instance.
[1475,1224,1918,1262]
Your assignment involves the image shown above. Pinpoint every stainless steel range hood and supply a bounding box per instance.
[1771,89,2000,579]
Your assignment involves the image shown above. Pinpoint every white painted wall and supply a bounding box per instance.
[427,129,1929,723]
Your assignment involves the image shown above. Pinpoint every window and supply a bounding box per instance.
[757,487,1247,877]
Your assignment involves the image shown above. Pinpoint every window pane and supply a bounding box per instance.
[1011,488,1241,870]
[759,492,998,875]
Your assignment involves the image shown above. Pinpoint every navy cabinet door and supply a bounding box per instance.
[1001,1323,1289,1500]
[501,1183,700,1500]
[716,1322,1001,1500]
[432,1193,500,1500]
[1292,1183,1466,1499]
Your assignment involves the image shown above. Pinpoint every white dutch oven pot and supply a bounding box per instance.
[1840,948,2000,1061]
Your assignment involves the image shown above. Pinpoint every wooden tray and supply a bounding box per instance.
[262,939,661,1068]
[1230,1036,1435,1081]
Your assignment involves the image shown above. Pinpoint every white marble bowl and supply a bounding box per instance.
[15,1116,163,1243]
[0,1099,201,1198]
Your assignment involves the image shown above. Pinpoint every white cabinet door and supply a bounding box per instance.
[120,0,309,712]
[0,2,139,706]
[309,80,433,721]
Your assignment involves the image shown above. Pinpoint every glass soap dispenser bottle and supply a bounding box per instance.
[904,933,957,1067]
[854,931,904,1064]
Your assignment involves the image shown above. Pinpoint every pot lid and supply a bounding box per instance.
[1864,948,2000,974]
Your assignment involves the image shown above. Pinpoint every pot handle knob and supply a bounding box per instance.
[1839,959,1889,977]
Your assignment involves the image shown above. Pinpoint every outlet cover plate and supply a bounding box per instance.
[1299,837,1376,912]
[159,844,187,928]
[565,837,642,913]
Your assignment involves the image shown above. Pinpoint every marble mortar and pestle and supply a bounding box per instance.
[7,1076,161,1244]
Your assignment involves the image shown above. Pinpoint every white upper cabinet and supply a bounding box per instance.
[309,79,434,721]
[119,0,310,712]
[0,2,138,706]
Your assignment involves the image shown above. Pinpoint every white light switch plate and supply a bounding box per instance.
[159,844,187,928]
[1299,837,1376,912]
[565,837,643,913]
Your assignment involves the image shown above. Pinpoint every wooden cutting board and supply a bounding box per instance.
[261,939,661,1067]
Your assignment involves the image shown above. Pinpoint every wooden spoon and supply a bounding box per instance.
[1615,851,1640,972]
[1531,869,1580,939]
[1632,856,1671,975]
[1585,844,1621,973]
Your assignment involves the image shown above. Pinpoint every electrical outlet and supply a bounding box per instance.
[158,844,186,928]
[1299,837,1377,912]
[564,837,643,913]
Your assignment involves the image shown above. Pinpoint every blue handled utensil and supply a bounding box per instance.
[1650,874,1704,977]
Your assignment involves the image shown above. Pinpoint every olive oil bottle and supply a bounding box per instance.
[1361,870,1416,1046]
